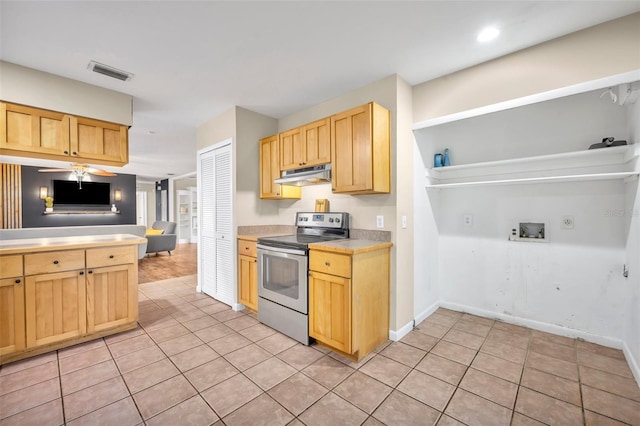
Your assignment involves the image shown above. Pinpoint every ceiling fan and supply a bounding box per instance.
[38,163,116,188]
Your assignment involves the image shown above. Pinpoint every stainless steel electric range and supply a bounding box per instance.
[256,212,349,344]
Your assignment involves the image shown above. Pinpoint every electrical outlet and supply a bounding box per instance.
[561,215,574,229]
[376,215,384,228]
[463,214,473,227]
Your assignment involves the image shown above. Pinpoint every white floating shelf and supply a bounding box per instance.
[426,172,638,189]
[426,145,638,189]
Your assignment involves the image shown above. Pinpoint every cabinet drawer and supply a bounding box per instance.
[237,239,257,258]
[0,255,23,279]
[86,246,135,268]
[309,251,351,278]
[24,250,85,275]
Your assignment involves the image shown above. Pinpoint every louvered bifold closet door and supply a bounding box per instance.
[197,142,233,305]
[1,163,22,229]
[198,152,216,298]
[214,144,233,306]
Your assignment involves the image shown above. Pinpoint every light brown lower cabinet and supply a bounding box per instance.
[87,264,137,333]
[237,238,258,311]
[0,240,141,365]
[0,277,25,356]
[309,243,391,361]
[25,270,87,348]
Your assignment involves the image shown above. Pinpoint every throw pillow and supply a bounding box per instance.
[146,228,164,236]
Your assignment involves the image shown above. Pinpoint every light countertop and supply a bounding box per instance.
[237,232,293,242]
[308,239,393,255]
[0,234,147,255]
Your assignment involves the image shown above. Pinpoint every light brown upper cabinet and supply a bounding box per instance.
[280,117,331,171]
[0,102,71,157]
[0,101,129,166]
[70,116,128,165]
[331,102,390,194]
[259,134,301,200]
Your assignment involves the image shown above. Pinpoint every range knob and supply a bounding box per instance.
[335,218,341,223]
[329,218,334,223]
[304,217,309,221]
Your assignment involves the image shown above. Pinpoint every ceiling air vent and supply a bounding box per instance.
[87,60,133,81]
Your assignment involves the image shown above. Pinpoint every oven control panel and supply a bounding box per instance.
[296,212,349,229]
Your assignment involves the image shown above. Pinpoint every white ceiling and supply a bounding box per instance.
[1,1,639,182]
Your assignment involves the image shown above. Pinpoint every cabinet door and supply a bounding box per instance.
[238,255,258,311]
[331,104,372,193]
[279,127,304,171]
[331,102,390,194]
[309,271,351,354]
[259,135,301,200]
[302,117,330,167]
[70,116,128,165]
[0,277,25,356]
[0,102,70,157]
[86,264,137,333]
[25,270,86,348]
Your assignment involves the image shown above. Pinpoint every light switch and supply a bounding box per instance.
[402,215,407,229]
[376,215,384,228]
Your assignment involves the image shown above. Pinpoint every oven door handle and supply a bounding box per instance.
[257,244,306,257]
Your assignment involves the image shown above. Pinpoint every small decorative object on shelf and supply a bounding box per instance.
[434,153,443,168]
[443,148,451,166]
[589,137,627,149]
[45,196,54,212]
[111,204,117,212]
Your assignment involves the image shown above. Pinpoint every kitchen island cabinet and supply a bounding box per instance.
[308,240,392,361]
[0,234,144,365]
[0,255,25,357]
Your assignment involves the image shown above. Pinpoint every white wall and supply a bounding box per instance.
[0,61,133,125]
[414,89,634,348]
[624,100,640,381]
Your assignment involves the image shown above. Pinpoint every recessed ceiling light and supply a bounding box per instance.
[477,26,500,43]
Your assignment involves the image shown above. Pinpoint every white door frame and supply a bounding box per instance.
[135,190,148,227]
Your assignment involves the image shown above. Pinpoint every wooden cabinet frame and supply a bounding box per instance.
[1,101,129,166]
[259,134,301,200]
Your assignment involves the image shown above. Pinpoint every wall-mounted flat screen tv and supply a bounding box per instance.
[53,180,111,205]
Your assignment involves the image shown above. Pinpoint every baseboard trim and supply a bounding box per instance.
[439,301,625,349]
[389,320,414,342]
[622,341,640,386]
[414,301,440,325]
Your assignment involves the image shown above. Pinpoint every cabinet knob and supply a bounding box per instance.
[245,247,249,250]
[53,260,59,265]
[276,193,280,196]
[72,151,77,155]
[63,150,69,154]
[79,271,84,275]
[88,270,93,274]
[14,279,21,284]
[324,261,330,266]
[109,255,114,259]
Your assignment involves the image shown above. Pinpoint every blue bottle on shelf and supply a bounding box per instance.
[434,153,443,168]
[443,148,451,166]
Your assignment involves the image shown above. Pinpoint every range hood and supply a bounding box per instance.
[274,164,331,186]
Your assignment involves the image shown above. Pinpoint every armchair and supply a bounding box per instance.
[145,221,177,256]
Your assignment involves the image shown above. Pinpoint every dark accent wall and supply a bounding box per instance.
[155,179,168,221]
[21,165,137,228]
